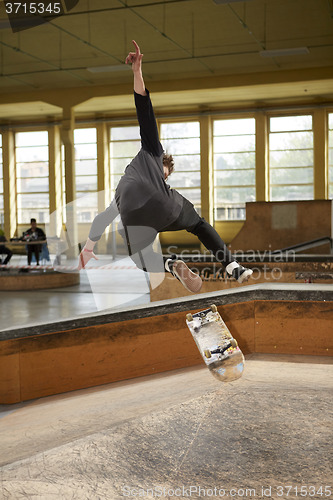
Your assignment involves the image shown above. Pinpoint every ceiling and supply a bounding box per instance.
[0,0,333,120]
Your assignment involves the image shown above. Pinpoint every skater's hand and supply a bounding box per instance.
[125,40,143,72]
[78,249,98,270]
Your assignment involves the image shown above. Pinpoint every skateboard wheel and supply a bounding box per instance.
[230,338,238,348]
[204,349,212,359]
[186,313,193,322]
[211,304,217,313]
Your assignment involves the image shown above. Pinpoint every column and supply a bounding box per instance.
[200,115,213,225]
[96,122,110,253]
[313,108,328,200]
[255,111,269,202]
[48,125,62,236]
[60,105,78,258]
[2,130,17,238]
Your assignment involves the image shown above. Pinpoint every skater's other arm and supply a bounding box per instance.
[78,199,119,270]
[126,40,163,157]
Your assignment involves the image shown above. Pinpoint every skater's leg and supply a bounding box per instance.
[189,219,253,283]
[189,219,233,267]
[163,198,252,284]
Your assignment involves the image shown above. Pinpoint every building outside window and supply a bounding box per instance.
[269,115,314,201]
[109,125,140,197]
[328,113,333,199]
[74,128,98,223]
[160,121,201,212]
[213,118,256,221]
[16,131,49,224]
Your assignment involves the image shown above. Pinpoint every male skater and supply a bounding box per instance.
[78,40,252,293]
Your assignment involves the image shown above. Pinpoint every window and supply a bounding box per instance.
[0,134,3,226]
[269,115,314,201]
[74,128,98,223]
[16,131,49,224]
[213,118,255,221]
[110,125,140,196]
[160,122,201,212]
[329,113,333,199]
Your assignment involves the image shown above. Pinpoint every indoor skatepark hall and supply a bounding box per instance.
[1,0,333,496]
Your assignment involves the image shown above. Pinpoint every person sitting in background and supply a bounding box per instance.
[22,218,46,266]
[0,229,13,268]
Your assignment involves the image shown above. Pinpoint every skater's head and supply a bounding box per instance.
[163,154,174,180]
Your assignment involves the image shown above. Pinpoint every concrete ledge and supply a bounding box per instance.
[0,284,332,404]
[0,270,79,291]
[1,283,333,340]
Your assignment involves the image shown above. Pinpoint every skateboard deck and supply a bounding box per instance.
[186,304,244,382]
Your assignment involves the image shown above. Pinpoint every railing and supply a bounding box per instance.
[272,236,333,255]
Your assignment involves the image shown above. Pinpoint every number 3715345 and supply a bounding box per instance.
[5,3,62,15]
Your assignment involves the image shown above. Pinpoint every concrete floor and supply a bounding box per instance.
[0,355,332,499]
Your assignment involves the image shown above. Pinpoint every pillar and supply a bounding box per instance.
[60,106,78,258]
[2,130,17,238]
[255,111,269,202]
[313,108,328,200]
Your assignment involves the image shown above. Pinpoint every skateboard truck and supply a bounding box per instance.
[204,338,238,359]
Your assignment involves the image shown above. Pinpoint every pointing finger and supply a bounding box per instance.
[132,40,140,55]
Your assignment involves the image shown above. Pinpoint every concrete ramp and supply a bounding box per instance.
[0,355,331,499]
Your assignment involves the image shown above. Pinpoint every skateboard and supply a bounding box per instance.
[186,304,244,382]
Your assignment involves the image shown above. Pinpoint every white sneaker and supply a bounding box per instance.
[230,265,253,284]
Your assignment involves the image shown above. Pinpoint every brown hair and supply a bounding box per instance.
[163,154,175,176]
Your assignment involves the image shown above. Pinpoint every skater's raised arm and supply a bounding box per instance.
[126,40,163,157]
[125,40,146,96]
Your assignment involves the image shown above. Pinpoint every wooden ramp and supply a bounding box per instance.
[230,200,332,253]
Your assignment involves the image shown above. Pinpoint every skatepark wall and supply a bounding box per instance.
[0,285,332,404]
